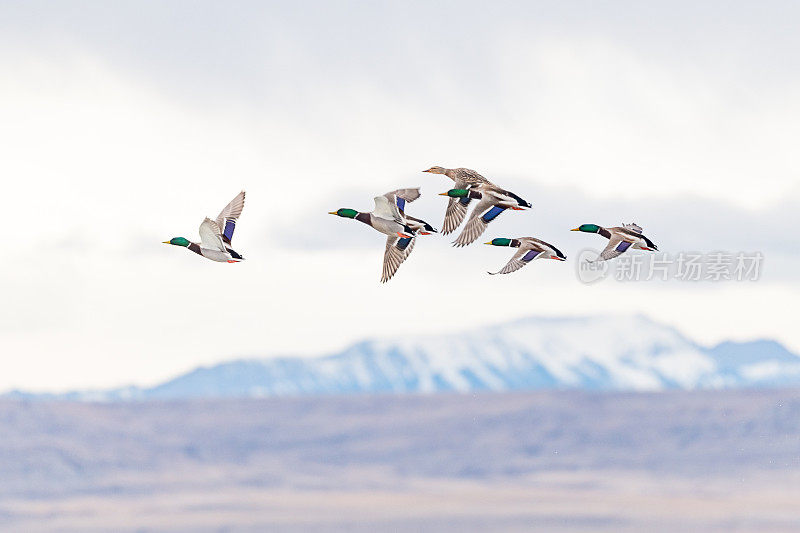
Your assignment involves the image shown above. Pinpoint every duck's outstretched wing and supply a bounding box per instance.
[198,217,226,251]
[452,196,505,247]
[596,235,631,261]
[373,194,404,223]
[490,246,542,275]
[381,235,416,283]
[441,179,473,235]
[215,191,246,244]
[384,188,421,213]
[442,199,469,235]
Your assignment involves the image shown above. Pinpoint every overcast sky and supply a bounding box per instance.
[1,1,799,392]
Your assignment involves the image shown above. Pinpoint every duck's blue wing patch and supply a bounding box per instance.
[396,197,406,212]
[396,237,412,251]
[481,206,505,223]
[222,219,236,243]
[616,241,632,253]
[521,250,541,262]
[459,196,471,206]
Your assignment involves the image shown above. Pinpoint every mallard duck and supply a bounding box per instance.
[329,188,434,282]
[571,223,658,261]
[422,166,490,234]
[163,191,246,262]
[484,237,566,274]
[439,183,531,247]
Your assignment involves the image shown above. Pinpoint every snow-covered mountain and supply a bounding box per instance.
[8,315,800,400]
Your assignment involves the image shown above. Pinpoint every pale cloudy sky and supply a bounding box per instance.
[1,1,798,392]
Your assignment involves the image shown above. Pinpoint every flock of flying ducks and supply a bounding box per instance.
[164,167,659,282]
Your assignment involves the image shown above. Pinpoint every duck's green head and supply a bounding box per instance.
[163,237,190,247]
[571,224,600,233]
[439,188,468,198]
[484,238,512,246]
[328,208,358,218]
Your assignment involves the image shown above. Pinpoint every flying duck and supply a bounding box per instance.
[571,223,658,261]
[440,182,531,247]
[163,191,246,263]
[485,237,566,274]
[329,188,435,282]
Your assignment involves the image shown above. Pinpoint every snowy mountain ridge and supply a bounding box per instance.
[8,315,800,400]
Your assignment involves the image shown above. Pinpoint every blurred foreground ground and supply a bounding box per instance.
[2,390,800,532]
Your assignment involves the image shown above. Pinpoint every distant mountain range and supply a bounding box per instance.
[7,315,800,401]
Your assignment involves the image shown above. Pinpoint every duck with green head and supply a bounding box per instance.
[329,188,434,282]
[484,237,566,275]
[571,222,658,261]
[163,191,246,263]
[438,182,532,248]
